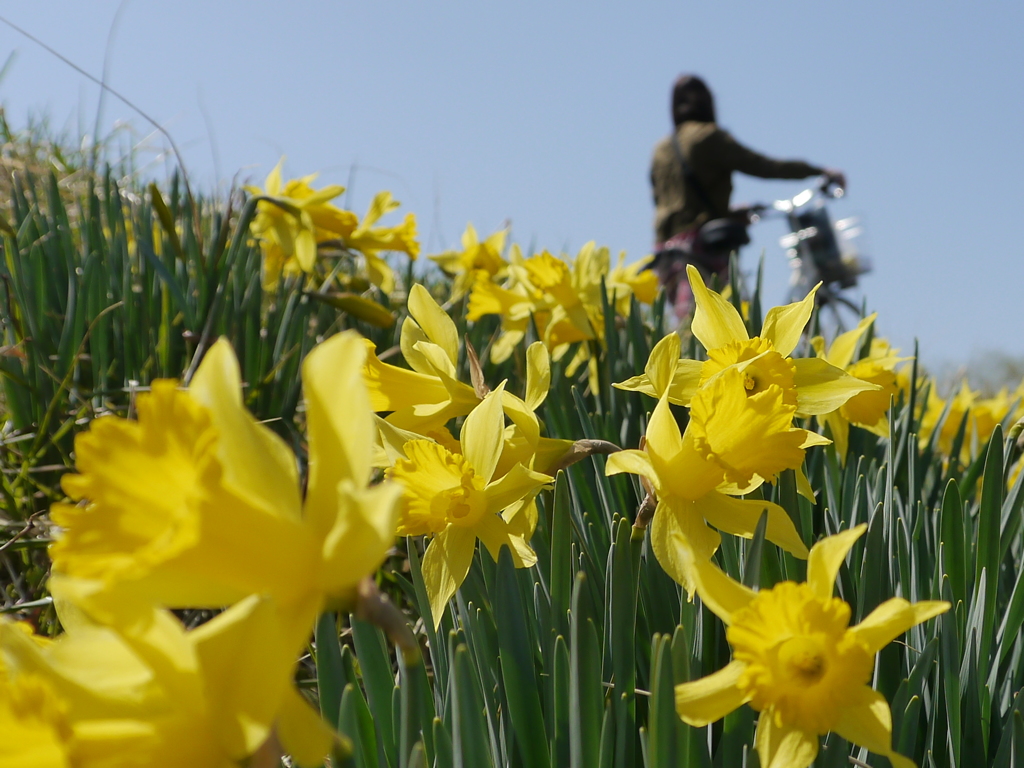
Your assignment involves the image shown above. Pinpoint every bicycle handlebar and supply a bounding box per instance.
[743,176,844,223]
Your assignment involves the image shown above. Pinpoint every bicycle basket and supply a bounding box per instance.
[783,206,854,287]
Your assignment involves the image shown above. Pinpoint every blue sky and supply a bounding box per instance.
[1,2,1022,370]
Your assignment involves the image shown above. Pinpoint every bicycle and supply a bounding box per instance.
[747,179,870,330]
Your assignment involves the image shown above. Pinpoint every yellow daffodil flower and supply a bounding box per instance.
[373,340,569,541]
[364,283,482,432]
[337,191,420,294]
[919,381,975,459]
[387,384,552,628]
[519,250,596,346]
[0,593,333,768]
[247,159,418,293]
[513,246,609,382]
[551,242,641,381]
[49,332,402,650]
[608,252,659,314]
[246,158,354,290]
[811,315,907,460]
[430,223,509,299]
[467,274,538,363]
[672,524,948,768]
[615,265,877,420]
[919,380,1012,462]
[972,388,1013,447]
[468,243,656,375]
[607,334,812,594]
[465,242,555,364]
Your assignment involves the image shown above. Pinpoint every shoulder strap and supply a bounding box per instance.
[671,130,721,218]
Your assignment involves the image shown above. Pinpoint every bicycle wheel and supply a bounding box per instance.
[816,289,863,336]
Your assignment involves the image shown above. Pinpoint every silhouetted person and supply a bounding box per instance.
[649,75,844,318]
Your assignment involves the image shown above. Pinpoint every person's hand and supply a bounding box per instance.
[729,204,756,224]
[822,168,847,191]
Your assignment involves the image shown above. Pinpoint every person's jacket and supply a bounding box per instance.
[650,121,822,244]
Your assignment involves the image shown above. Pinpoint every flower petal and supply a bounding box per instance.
[412,343,480,416]
[400,314,437,376]
[806,524,867,602]
[362,339,450,413]
[352,190,394,231]
[792,357,881,417]
[265,158,284,196]
[799,431,832,450]
[841,363,900,433]
[617,359,706,406]
[689,369,807,486]
[833,686,916,768]
[500,390,541,450]
[321,481,404,604]
[650,498,722,597]
[645,397,684,477]
[190,595,295,760]
[525,342,551,411]
[687,264,748,350]
[475,513,538,568]
[502,498,539,539]
[825,314,876,370]
[421,526,477,630]
[303,332,374,537]
[412,339,458,381]
[696,492,809,558]
[408,283,459,367]
[484,463,552,514]
[664,424,727,503]
[821,412,850,461]
[716,474,766,497]
[849,598,950,654]
[292,223,315,272]
[277,685,336,768]
[605,449,656,483]
[686,549,756,624]
[2,590,176,701]
[461,384,507,482]
[674,660,749,726]
[666,359,704,406]
[374,416,422,464]
[396,399,469,434]
[779,474,808,513]
[365,253,397,294]
[761,285,818,358]
[645,333,681,398]
[755,714,819,768]
[190,338,302,522]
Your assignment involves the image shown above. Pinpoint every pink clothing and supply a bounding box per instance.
[652,233,730,321]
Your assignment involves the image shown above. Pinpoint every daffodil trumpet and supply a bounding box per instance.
[49,331,402,655]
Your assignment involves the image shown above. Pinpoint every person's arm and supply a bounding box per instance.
[710,129,824,180]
